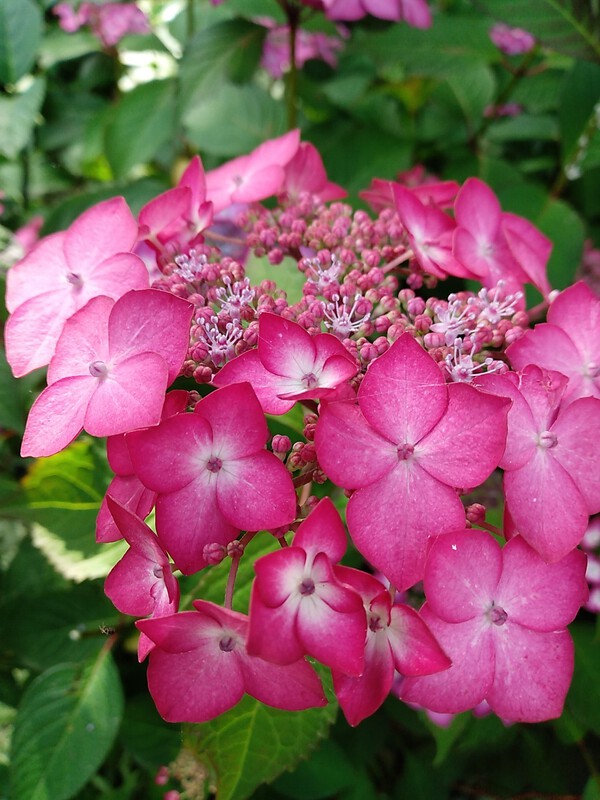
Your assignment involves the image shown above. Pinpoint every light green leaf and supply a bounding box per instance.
[31,523,127,582]
[535,197,585,289]
[0,78,46,160]
[245,254,306,306]
[9,649,124,800]
[0,0,43,84]
[446,62,496,124]
[583,777,600,800]
[183,83,286,157]
[559,60,600,177]
[183,680,337,800]
[105,80,176,178]
[476,0,600,62]
[487,114,559,143]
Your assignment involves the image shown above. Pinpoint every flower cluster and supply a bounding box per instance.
[6,130,596,728]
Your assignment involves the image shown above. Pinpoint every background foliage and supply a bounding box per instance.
[1,0,600,798]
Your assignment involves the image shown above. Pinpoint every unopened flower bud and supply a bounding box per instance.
[226,540,245,558]
[203,543,226,565]
[271,434,292,455]
[466,503,486,525]
[155,766,169,786]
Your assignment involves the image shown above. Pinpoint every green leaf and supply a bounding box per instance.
[105,80,176,178]
[424,713,471,766]
[583,777,600,800]
[0,78,46,160]
[272,739,355,799]
[9,649,124,800]
[476,0,600,62]
[179,20,267,116]
[0,0,43,84]
[183,83,286,157]
[0,347,39,434]
[535,197,585,289]
[119,695,181,771]
[559,60,600,177]
[183,682,337,800]
[567,622,600,735]
[446,63,496,124]
[0,583,120,671]
[245,254,306,306]
[486,114,559,143]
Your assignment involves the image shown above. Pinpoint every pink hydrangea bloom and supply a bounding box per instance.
[213,312,358,414]
[247,498,367,676]
[137,600,326,722]
[332,566,450,726]
[21,289,193,457]
[96,390,189,543]
[507,281,600,406]
[126,382,297,574]
[5,197,149,377]
[315,333,510,589]
[399,530,587,722]
[322,0,431,27]
[54,2,150,48]
[477,365,600,562]
[489,23,535,55]
[281,142,346,203]
[260,22,345,79]
[104,496,180,661]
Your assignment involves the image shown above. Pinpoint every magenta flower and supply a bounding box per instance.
[21,289,193,458]
[399,530,587,722]
[54,2,150,48]
[104,497,180,661]
[322,0,431,27]
[126,382,297,574]
[5,197,149,377]
[137,600,327,723]
[477,365,600,562]
[507,281,600,406]
[332,566,450,726]
[96,390,189,543]
[213,312,358,414]
[206,130,300,213]
[281,142,346,203]
[489,23,535,55]
[247,498,367,676]
[315,333,510,589]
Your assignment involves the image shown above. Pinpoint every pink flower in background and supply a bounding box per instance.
[399,530,587,722]
[54,2,150,48]
[5,197,149,377]
[104,497,180,661]
[322,0,431,27]
[247,498,367,676]
[282,142,347,202]
[260,22,345,79]
[489,23,536,55]
[315,333,510,589]
[21,289,193,457]
[214,312,358,414]
[138,600,326,722]
[507,281,600,406]
[332,566,450,726]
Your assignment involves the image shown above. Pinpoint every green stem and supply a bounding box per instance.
[284,2,301,130]
[187,0,195,40]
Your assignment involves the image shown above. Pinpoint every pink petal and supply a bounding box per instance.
[423,530,502,623]
[398,605,494,714]
[196,383,269,460]
[241,650,326,711]
[258,313,317,377]
[233,165,285,204]
[254,547,307,608]
[387,604,451,675]
[213,351,295,415]
[417,383,509,488]
[495,536,588,631]
[347,462,466,590]
[82,252,149,299]
[65,197,138,273]
[547,281,600,366]
[503,451,589,562]
[487,624,574,722]
[155,476,238,574]
[552,396,600,513]
[315,399,397,489]
[5,232,67,313]
[247,587,306,664]
[517,364,567,432]
[138,186,192,240]
[47,295,112,384]
[502,212,552,297]
[358,333,448,444]
[107,434,133,475]
[293,497,348,563]
[216,450,297,531]
[454,178,502,242]
[21,376,94,457]
[96,476,155,543]
[333,633,395,726]
[127,412,213,493]
[84,352,169,437]
[108,289,193,384]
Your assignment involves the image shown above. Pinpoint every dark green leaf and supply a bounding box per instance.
[183,680,337,800]
[0,0,43,84]
[183,83,286,157]
[119,695,181,771]
[273,739,355,799]
[486,113,559,142]
[477,0,600,62]
[105,80,176,178]
[9,649,124,800]
[446,63,496,124]
[567,622,600,735]
[559,61,600,177]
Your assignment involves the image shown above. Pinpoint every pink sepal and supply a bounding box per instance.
[293,497,348,563]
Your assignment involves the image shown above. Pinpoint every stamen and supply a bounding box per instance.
[537,430,558,449]
[323,292,370,338]
[219,635,236,652]
[397,443,414,460]
[89,360,109,379]
[299,578,315,596]
[207,456,223,473]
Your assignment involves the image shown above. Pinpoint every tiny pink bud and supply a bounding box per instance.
[414,314,431,332]
[203,542,226,565]
[407,297,426,316]
[466,503,486,524]
[164,792,181,800]
[155,766,169,786]
[226,540,245,558]
[272,434,292,454]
